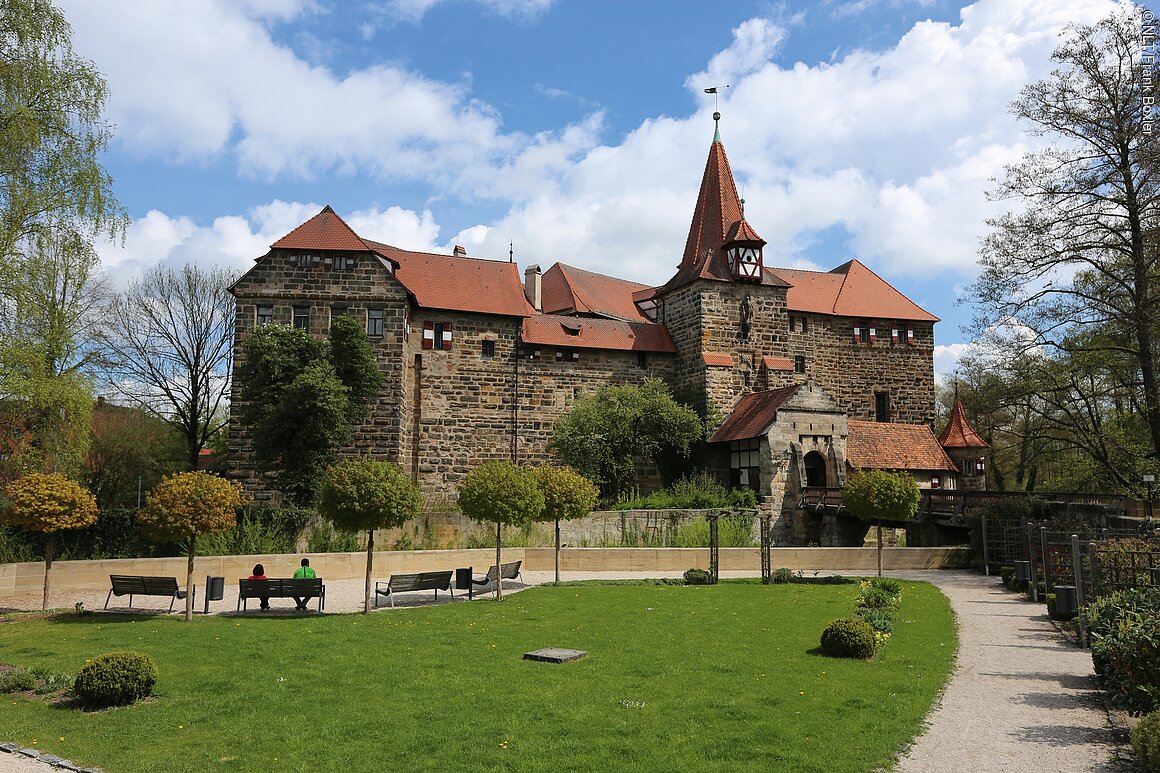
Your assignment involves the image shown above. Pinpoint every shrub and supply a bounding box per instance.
[683,568,713,585]
[857,585,899,611]
[1086,588,1160,715]
[74,651,158,707]
[1133,710,1160,772]
[869,577,902,598]
[820,617,877,659]
[1000,566,1014,586]
[856,607,896,635]
[773,567,793,584]
[0,668,36,693]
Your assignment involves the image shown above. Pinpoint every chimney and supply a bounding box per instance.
[524,264,542,311]
[452,245,467,257]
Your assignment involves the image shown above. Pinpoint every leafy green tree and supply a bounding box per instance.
[550,379,702,498]
[234,320,383,505]
[86,400,185,510]
[969,8,1160,465]
[1,471,98,608]
[136,471,247,621]
[99,264,236,470]
[459,461,543,601]
[0,0,125,261]
[533,465,598,582]
[318,459,422,614]
[842,469,919,577]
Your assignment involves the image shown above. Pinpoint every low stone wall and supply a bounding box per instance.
[0,547,969,598]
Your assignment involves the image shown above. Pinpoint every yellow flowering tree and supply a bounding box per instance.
[136,471,246,621]
[1,472,98,609]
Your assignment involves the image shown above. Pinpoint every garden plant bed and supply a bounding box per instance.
[0,580,956,772]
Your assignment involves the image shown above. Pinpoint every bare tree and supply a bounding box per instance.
[99,264,235,469]
[969,7,1160,464]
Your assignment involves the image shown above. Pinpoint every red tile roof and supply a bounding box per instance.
[541,263,653,322]
[847,421,957,472]
[366,240,535,318]
[774,260,938,322]
[938,400,990,449]
[657,131,788,294]
[724,218,765,245]
[709,385,802,442]
[702,352,734,367]
[521,315,675,353]
[271,206,371,252]
[762,356,793,371]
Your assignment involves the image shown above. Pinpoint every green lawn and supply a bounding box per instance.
[0,580,956,772]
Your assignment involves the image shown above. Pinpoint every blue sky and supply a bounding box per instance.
[57,0,1120,379]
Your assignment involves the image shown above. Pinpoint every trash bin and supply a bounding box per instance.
[204,575,225,614]
[456,567,474,600]
[1013,560,1031,583]
[1054,585,1078,618]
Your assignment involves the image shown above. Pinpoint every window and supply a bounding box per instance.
[335,255,358,270]
[256,305,274,326]
[636,352,648,369]
[293,306,310,330]
[555,348,580,363]
[367,309,384,337]
[875,391,890,422]
[422,321,453,350]
[481,339,495,358]
[794,355,805,374]
[729,438,761,490]
[930,475,941,489]
[892,322,909,345]
[790,315,808,333]
[800,316,808,334]
[854,321,874,343]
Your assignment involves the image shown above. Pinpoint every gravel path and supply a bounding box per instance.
[0,569,1136,772]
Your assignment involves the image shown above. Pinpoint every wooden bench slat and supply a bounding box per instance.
[374,570,454,608]
[237,578,325,612]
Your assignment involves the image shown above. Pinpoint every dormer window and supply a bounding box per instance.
[723,218,766,283]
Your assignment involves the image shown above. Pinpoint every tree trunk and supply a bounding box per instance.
[555,517,561,584]
[876,521,883,578]
[185,536,196,622]
[41,533,54,611]
[364,530,374,615]
[495,521,503,601]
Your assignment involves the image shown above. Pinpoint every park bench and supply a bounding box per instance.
[375,570,454,608]
[105,575,191,613]
[473,560,524,589]
[237,578,325,612]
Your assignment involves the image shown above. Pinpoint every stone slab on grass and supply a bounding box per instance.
[523,647,587,663]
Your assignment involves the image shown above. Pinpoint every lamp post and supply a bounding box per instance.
[1145,474,1155,521]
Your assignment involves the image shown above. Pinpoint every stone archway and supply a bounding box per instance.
[803,450,828,487]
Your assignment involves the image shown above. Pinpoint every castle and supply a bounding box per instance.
[229,115,987,544]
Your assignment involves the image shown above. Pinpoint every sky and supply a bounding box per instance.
[55,0,1123,381]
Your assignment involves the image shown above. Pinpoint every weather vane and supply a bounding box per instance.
[704,84,730,112]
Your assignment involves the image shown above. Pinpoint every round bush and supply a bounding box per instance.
[683,568,713,585]
[773,567,793,584]
[1133,710,1160,772]
[820,617,877,659]
[74,651,158,706]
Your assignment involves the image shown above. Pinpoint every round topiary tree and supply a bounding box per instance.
[820,617,877,659]
[317,459,422,614]
[2,472,98,609]
[74,650,158,707]
[136,471,247,621]
[459,461,543,601]
[841,468,919,577]
[533,465,597,583]
[1132,709,1160,771]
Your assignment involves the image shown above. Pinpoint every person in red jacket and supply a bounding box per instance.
[249,563,269,610]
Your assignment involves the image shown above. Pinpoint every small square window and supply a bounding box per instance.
[367,309,384,337]
[931,475,941,489]
[293,306,310,330]
[256,305,274,326]
[481,339,495,358]
[860,321,872,343]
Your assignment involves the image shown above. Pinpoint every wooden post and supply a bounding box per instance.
[1025,521,1038,602]
[981,515,990,576]
[1040,526,1052,595]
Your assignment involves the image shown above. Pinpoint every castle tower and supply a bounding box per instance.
[938,399,990,491]
[654,113,791,422]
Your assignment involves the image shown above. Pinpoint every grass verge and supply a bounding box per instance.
[0,580,955,772]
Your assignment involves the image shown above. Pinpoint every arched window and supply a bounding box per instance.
[803,451,827,487]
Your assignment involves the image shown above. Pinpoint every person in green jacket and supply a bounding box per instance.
[293,558,317,610]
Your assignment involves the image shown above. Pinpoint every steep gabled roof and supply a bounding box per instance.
[657,124,786,294]
[363,240,535,317]
[541,263,653,322]
[938,400,990,449]
[709,385,802,442]
[521,315,675,353]
[774,259,938,322]
[847,421,957,472]
[271,205,372,252]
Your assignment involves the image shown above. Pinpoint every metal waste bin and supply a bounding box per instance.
[204,575,225,614]
[1054,584,1078,618]
[1013,560,1031,583]
[456,567,474,600]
